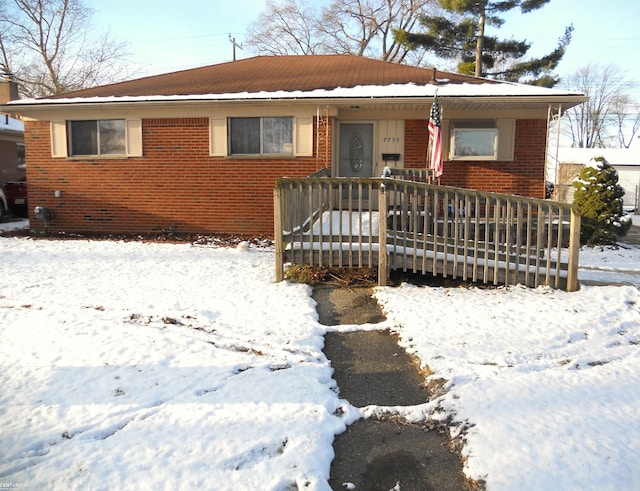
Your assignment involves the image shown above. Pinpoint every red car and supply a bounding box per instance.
[3,179,28,217]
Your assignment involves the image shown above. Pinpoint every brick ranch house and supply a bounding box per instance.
[4,55,586,236]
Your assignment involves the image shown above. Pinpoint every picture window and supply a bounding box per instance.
[68,119,126,156]
[229,117,293,155]
[450,120,498,160]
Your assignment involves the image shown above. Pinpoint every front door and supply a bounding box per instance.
[338,123,375,207]
[338,123,374,178]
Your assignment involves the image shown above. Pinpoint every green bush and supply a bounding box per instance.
[572,157,631,245]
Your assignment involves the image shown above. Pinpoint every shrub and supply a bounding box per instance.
[572,157,631,245]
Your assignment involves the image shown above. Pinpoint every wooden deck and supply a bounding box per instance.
[274,171,581,291]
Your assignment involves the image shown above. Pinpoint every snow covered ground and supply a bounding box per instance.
[1,218,639,490]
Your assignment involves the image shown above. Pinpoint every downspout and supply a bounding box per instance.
[545,105,552,197]
[554,104,562,201]
[315,105,331,172]
[545,104,562,200]
[325,107,330,173]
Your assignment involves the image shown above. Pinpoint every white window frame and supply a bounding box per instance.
[447,119,515,162]
[228,116,294,156]
[67,119,127,156]
[450,120,498,161]
[210,116,313,158]
[51,119,142,158]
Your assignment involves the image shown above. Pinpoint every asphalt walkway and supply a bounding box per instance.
[313,285,472,491]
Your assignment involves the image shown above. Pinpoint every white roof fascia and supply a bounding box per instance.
[5,82,587,110]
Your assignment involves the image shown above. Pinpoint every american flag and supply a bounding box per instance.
[428,95,443,178]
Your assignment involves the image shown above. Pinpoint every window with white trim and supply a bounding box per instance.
[228,117,293,155]
[68,119,126,156]
[450,120,498,160]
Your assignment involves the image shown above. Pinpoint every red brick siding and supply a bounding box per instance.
[26,117,332,235]
[25,115,545,236]
[404,119,547,198]
[403,120,428,169]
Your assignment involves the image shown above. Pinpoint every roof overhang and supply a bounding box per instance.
[4,82,588,116]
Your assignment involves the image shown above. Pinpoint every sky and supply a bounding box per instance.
[1,216,639,489]
[87,0,640,88]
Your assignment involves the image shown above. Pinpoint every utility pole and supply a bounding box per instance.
[229,34,243,61]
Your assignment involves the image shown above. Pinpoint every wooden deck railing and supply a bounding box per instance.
[274,177,581,291]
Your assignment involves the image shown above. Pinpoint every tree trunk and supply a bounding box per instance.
[475,2,486,77]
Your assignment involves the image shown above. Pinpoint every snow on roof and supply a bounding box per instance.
[3,56,587,110]
[9,81,584,106]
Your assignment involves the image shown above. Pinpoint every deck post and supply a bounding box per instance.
[566,207,581,292]
[274,186,284,282]
[378,183,388,286]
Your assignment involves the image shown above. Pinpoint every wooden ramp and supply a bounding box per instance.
[274,174,581,291]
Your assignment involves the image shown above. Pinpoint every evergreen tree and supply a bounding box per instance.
[573,157,631,245]
[395,0,572,86]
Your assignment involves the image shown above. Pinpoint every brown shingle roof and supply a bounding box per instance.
[50,55,487,99]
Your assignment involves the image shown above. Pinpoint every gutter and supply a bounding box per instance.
[3,93,588,114]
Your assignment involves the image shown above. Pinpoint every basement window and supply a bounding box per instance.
[450,120,498,160]
[229,117,294,155]
[68,119,126,156]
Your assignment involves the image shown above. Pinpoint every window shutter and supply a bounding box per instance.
[50,121,67,158]
[497,119,515,161]
[210,117,227,156]
[441,120,450,161]
[126,119,143,156]
[295,117,313,157]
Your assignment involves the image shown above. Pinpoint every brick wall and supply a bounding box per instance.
[404,120,428,169]
[25,115,545,236]
[404,119,547,198]
[26,117,332,235]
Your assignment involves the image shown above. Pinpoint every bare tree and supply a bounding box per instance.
[561,64,640,148]
[245,0,321,55]
[245,0,436,64]
[611,93,640,149]
[0,0,133,97]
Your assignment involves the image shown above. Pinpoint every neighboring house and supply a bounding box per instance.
[4,55,586,236]
[555,147,640,212]
[0,75,24,185]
